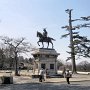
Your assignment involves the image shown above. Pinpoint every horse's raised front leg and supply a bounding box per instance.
[37,41,40,46]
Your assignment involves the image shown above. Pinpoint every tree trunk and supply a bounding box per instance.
[69,10,77,73]
[15,52,19,76]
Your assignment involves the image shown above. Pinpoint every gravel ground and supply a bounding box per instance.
[0,82,90,90]
[0,70,90,90]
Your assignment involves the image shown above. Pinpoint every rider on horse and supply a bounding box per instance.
[37,29,55,48]
[43,28,48,39]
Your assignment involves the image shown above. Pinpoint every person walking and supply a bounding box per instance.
[18,66,21,75]
[65,69,71,84]
[39,68,45,82]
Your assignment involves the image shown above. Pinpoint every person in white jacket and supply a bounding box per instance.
[39,68,45,82]
[65,69,71,84]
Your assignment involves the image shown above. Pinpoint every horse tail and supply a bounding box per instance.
[50,37,56,41]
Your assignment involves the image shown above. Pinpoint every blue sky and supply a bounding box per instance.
[0,0,90,63]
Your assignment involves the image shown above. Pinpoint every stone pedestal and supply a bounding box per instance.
[32,48,60,75]
[1,71,13,84]
[1,76,13,84]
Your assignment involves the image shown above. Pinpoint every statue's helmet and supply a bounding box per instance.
[43,28,46,32]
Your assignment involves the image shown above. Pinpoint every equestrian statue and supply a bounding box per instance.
[37,28,55,49]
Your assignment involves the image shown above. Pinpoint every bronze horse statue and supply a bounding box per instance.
[37,31,55,49]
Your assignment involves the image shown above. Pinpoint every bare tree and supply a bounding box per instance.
[0,36,36,76]
[77,61,90,71]
[0,48,5,69]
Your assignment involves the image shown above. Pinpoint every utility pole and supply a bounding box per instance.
[65,9,77,73]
